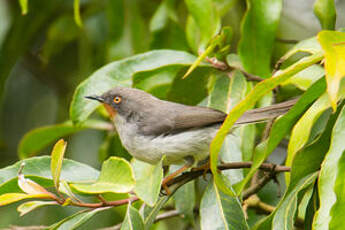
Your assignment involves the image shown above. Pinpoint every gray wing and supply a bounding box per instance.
[138,102,226,135]
[138,98,297,135]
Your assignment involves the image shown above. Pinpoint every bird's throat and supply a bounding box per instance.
[103,104,117,118]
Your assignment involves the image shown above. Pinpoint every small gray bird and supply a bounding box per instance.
[86,87,295,185]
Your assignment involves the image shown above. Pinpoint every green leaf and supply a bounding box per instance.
[314,0,336,30]
[318,30,345,110]
[286,93,331,169]
[51,139,67,190]
[184,0,220,49]
[314,105,345,230]
[173,180,195,223]
[271,173,318,230]
[73,0,83,27]
[132,159,163,206]
[72,157,135,194]
[143,196,170,230]
[282,64,325,91]
[121,204,145,230]
[18,120,112,159]
[253,173,318,230]
[17,200,58,216]
[19,0,28,15]
[235,78,325,193]
[0,156,99,194]
[200,179,248,230]
[70,50,208,124]
[49,207,110,230]
[238,0,282,78]
[0,193,51,207]
[209,53,324,196]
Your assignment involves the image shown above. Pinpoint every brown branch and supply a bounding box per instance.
[276,38,299,44]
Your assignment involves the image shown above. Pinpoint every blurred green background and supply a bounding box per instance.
[0,0,345,228]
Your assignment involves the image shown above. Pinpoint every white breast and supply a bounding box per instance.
[114,115,218,165]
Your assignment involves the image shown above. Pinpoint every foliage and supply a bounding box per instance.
[0,0,345,229]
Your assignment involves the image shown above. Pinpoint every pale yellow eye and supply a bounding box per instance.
[113,96,122,104]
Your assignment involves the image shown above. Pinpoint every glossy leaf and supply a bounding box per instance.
[254,172,318,230]
[70,50,208,124]
[210,53,323,196]
[121,204,145,230]
[18,120,112,159]
[278,37,322,67]
[0,156,99,194]
[271,173,318,230]
[132,159,163,206]
[142,196,169,230]
[72,157,135,194]
[17,200,58,216]
[314,0,336,30]
[184,0,220,49]
[235,77,325,192]
[200,179,248,230]
[51,139,67,190]
[282,64,324,91]
[49,207,110,230]
[318,30,345,110]
[238,0,282,78]
[173,180,195,223]
[0,193,51,206]
[286,93,331,168]
[314,105,345,230]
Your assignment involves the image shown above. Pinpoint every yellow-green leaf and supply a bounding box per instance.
[72,157,135,194]
[73,0,83,27]
[17,200,57,216]
[318,31,345,110]
[51,139,67,190]
[0,193,51,206]
[19,0,28,15]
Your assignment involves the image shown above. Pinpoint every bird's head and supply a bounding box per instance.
[85,87,156,118]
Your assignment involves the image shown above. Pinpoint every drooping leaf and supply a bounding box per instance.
[17,200,58,216]
[271,173,318,230]
[70,50,209,124]
[51,139,67,190]
[200,179,248,230]
[49,207,111,230]
[121,204,145,230]
[18,173,55,198]
[0,156,99,195]
[318,30,345,110]
[72,157,135,194]
[314,105,345,230]
[286,93,331,169]
[210,56,324,195]
[238,0,282,78]
[253,172,318,230]
[18,120,112,159]
[184,0,220,50]
[132,158,163,206]
[314,0,336,30]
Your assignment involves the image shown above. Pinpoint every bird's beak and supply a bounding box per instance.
[85,95,105,103]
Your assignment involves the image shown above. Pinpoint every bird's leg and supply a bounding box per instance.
[161,157,194,195]
[191,161,210,180]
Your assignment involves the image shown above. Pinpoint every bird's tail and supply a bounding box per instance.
[234,98,298,125]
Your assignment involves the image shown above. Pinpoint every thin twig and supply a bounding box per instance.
[276,38,299,44]
[242,170,277,200]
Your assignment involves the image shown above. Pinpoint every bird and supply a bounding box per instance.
[86,87,296,191]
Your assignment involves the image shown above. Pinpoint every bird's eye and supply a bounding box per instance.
[113,96,122,104]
